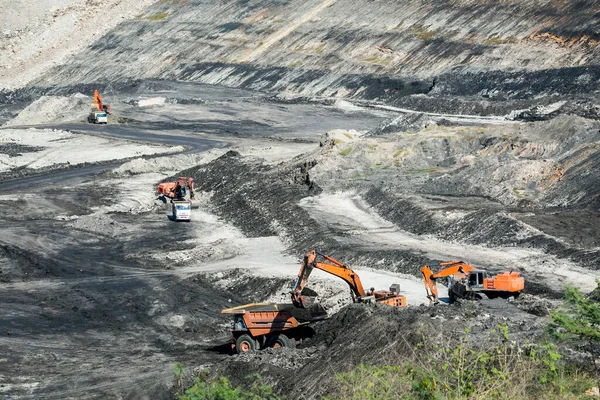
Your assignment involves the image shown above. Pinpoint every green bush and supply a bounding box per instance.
[135,11,170,21]
[326,325,594,399]
[174,368,280,400]
[174,318,596,400]
[551,280,600,386]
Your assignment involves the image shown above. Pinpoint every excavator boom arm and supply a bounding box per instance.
[92,90,111,112]
[291,250,367,307]
[421,261,476,304]
[291,250,317,307]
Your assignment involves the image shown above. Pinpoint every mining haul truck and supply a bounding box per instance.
[221,303,325,354]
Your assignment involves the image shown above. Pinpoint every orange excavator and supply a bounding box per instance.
[88,90,110,124]
[157,177,197,222]
[421,260,524,304]
[157,177,196,201]
[291,249,407,308]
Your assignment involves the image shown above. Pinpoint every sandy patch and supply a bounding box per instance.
[0,128,181,173]
[3,94,92,127]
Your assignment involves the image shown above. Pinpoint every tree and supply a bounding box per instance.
[551,280,600,384]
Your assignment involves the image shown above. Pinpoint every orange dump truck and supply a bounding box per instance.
[221,303,324,353]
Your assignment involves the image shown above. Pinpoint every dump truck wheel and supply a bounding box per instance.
[235,334,257,354]
[268,333,295,349]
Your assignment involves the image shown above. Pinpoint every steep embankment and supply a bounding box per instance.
[0,0,162,90]
[29,0,600,117]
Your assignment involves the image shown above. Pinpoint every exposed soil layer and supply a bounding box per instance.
[181,145,593,308]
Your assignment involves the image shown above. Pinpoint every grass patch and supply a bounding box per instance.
[288,60,302,68]
[339,147,352,157]
[327,326,595,400]
[485,35,505,45]
[159,0,188,4]
[409,24,436,41]
[513,187,537,198]
[485,35,520,45]
[344,133,354,140]
[315,42,327,54]
[351,172,373,180]
[361,54,391,65]
[393,149,406,158]
[404,167,439,174]
[135,11,170,21]
[174,368,280,400]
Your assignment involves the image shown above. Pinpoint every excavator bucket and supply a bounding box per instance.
[288,299,328,321]
[297,295,317,308]
[305,302,328,321]
[291,287,318,308]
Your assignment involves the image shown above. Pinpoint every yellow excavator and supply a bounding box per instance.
[421,260,524,304]
[291,249,406,308]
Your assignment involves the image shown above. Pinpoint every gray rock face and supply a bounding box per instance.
[30,0,599,113]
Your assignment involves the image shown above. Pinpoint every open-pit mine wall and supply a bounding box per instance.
[35,0,600,106]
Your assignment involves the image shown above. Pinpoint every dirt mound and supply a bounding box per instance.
[0,242,66,282]
[199,269,290,303]
[0,142,45,157]
[4,93,91,126]
[368,112,436,135]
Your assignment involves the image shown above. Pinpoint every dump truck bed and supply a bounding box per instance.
[222,302,327,323]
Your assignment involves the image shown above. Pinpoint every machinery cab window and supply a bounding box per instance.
[468,271,486,288]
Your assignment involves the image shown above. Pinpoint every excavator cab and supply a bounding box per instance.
[467,271,487,289]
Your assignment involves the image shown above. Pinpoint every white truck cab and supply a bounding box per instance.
[172,200,191,221]
[88,111,108,124]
